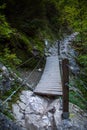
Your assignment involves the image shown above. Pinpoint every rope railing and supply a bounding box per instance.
[0,57,43,107]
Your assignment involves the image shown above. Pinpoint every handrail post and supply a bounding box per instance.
[62,59,69,119]
[58,40,60,55]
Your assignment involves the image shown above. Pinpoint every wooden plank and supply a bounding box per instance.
[36,86,62,88]
[35,90,62,93]
[36,84,60,86]
[37,82,61,87]
[37,81,61,83]
[35,89,62,92]
[34,91,62,96]
[40,82,61,84]
[35,88,62,91]
[39,80,61,83]
[35,91,62,95]
[35,87,62,91]
[35,86,62,88]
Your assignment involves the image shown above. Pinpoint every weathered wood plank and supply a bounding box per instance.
[34,91,62,96]
[38,85,62,88]
[37,87,62,91]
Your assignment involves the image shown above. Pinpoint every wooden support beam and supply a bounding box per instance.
[62,59,69,119]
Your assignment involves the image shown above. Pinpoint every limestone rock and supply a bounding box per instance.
[12,91,87,130]
[0,113,24,130]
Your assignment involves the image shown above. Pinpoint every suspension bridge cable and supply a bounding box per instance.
[1,58,43,106]
[2,86,21,105]
[16,57,33,69]
[69,84,87,104]
[22,58,43,84]
[75,91,87,104]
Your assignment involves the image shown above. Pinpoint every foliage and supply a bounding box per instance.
[0,4,43,68]
[0,14,13,39]
[0,3,6,9]
[0,9,22,68]
[0,48,22,68]
[69,91,86,110]
[78,55,87,67]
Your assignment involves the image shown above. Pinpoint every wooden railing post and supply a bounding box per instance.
[62,59,69,119]
[58,41,60,55]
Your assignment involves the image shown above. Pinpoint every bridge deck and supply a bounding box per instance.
[34,55,62,96]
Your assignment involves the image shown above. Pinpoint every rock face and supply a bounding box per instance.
[0,113,24,130]
[0,65,11,94]
[54,102,87,130]
[60,32,80,75]
[0,63,33,96]
[12,90,87,130]
[12,91,54,130]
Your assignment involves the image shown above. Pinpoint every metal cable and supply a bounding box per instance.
[16,57,33,69]
[22,58,43,84]
[69,85,87,103]
[2,86,21,105]
[75,91,87,104]
[1,58,43,106]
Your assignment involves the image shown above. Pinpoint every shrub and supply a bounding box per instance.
[0,48,22,68]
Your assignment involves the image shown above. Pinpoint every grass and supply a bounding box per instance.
[3,110,15,120]
[69,91,86,110]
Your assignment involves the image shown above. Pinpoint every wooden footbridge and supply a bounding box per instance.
[34,56,62,96]
[34,43,69,119]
